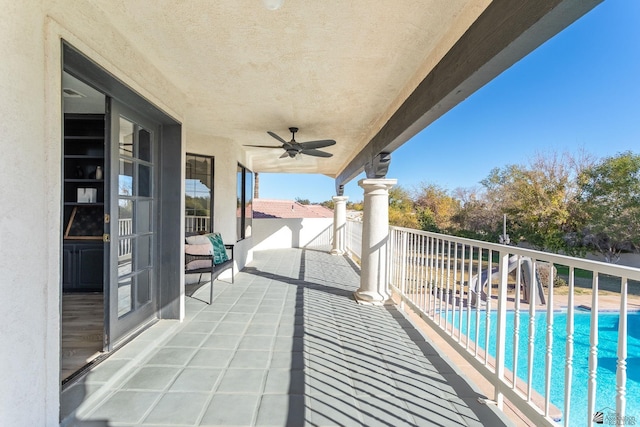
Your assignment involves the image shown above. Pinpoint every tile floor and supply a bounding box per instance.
[61,248,513,426]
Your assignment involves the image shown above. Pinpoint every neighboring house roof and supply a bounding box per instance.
[253,199,333,219]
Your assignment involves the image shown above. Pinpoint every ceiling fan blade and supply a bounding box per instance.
[243,144,283,149]
[279,151,290,159]
[299,139,336,150]
[300,148,333,158]
[267,131,289,145]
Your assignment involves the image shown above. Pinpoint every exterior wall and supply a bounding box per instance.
[0,2,53,425]
[252,218,333,251]
[0,2,252,425]
[185,131,254,273]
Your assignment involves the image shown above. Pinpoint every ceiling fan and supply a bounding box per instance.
[245,127,336,159]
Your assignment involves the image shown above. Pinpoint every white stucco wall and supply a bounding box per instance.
[252,218,334,251]
[0,2,53,425]
[185,131,254,272]
[0,2,254,424]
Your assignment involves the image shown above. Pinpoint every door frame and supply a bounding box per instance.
[62,41,184,352]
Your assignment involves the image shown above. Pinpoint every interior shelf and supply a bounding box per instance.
[62,113,106,293]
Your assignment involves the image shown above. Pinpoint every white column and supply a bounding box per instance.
[354,178,396,305]
[331,196,348,255]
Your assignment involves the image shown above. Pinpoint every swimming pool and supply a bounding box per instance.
[447,309,640,426]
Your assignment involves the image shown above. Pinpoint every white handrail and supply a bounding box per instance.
[381,225,639,427]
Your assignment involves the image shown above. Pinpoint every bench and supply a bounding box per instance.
[185,233,234,304]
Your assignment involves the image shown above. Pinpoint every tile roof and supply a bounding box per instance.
[253,199,333,219]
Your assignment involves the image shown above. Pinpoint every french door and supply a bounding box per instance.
[105,99,159,349]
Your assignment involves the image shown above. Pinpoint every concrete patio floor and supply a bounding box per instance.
[62,248,513,426]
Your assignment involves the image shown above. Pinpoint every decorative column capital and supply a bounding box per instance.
[358,178,397,193]
[332,195,349,203]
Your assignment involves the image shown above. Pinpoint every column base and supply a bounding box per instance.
[353,290,389,306]
[330,248,345,256]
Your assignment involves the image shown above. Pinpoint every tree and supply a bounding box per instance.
[388,186,419,229]
[577,151,640,262]
[295,197,310,205]
[320,199,335,210]
[451,186,501,240]
[479,151,584,254]
[412,183,460,233]
[347,201,364,211]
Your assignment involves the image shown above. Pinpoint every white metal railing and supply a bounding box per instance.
[185,215,211,233]
[345,220,362,262]
[120,215,209,257]
[118,218,132,258]
[386,226,640,427]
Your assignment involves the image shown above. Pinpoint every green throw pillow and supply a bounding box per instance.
[207,233,229,264]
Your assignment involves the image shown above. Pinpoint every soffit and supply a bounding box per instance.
[85,0,486,176]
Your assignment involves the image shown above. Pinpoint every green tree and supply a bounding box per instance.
[295,197,310,205]
[479,152,584,254]
[186,196,211,216]
[577,151,640,262]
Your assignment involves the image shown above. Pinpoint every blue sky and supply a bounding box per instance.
[259,1,640,203]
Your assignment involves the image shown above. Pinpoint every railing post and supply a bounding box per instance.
[564,266,575,427]
[465,246,473,351]
[587,272,599,427]
[527,260,537,401]
[400,230,408,310]
[484,249,493,366]
[513,256,521,393]
[494,249,509,409]
[617,277,628,420]
[544,262,554,418]
[474,248,482,358]
[457,244,466,343]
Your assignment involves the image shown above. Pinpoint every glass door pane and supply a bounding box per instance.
[106,100,158,348]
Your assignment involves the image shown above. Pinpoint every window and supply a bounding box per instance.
[237,163,253,240]
[185,154,213,233]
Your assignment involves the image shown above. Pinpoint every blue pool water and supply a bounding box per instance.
[446,309,640,426]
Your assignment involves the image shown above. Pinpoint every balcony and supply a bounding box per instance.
[62,247,511,426]
[61,219,640,427]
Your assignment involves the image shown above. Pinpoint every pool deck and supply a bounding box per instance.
[480,284,640,313]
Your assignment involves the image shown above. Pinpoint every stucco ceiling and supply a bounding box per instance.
[79,0,599,181]
[82,0,486,177]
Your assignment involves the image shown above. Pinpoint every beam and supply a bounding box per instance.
[335,0,602,188]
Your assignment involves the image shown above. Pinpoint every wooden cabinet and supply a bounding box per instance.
[63,114,105,292]
[62,242,103,292]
